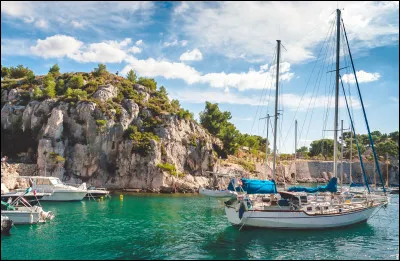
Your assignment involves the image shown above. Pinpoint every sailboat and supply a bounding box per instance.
[223,9,388,229]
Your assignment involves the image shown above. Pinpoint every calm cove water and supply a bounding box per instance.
[1,194,399,260]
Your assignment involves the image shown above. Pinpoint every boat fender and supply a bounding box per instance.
[238,202,247,219]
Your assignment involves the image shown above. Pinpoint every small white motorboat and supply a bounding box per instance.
[199,171,240,199]
[20,176,87,201]
[199,188,237,198]
[1,194,55,225]
[85,186,111,199]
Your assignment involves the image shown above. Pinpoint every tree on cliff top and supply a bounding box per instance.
[126,69,137,83]
[93,63,108,77]
[200,102,232,136]
[49,64,60,77]
[309,139,340,160]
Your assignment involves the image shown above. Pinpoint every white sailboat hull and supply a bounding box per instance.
[199,188,237,198]
[225,204,381,229]
[40,190,87,201]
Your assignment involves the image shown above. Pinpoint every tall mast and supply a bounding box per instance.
[333,9,341,178]
[349,128,353,184]
[266,114,270,173]
[294,119,297,182]
[386,153,389,187]
[340,120,344,190]
[272,40,281,181]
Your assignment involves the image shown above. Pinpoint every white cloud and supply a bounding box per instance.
[119,38,132,47]
[342,70,381,83]
[135,40,143,46]
[170,90,259,105]
[122,56,202,84]
[163,39,189,47]
[171,89,361,110]
[278,93,361,111]
[30,35,83,59]
[200,62,294,91]
[1,38,33,56]
[1,1,155,33]
[163,40,178,47]
[172,2,399,64]
[389,96,399,103]
[70,42,128,63]
[29,35,136,63]
[71,20,84,28]
[34,18,48,29]
[122,55,294,90]
[179,48,203,61]
[128,46,142,54]
[1,1,34,18]
[232,117,253,121]
[180,40,188,47]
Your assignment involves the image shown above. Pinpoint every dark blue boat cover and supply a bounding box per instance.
[288,177,338,193]
[228,178,277,194]
[350,182,364,187]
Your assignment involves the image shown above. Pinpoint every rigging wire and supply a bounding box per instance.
[250,48,277,135]
[292,16,333,150]
[279,17,336,150]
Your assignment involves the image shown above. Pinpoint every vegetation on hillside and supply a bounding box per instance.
[1,63,398,165]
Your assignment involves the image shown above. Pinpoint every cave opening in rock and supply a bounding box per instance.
[1,129,38,163]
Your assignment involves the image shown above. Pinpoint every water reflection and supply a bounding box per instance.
[203,222,376,260]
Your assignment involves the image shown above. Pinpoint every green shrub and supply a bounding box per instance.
[137,77,157,91]
[177,108,193,121]
[1,65,10,79]
[233,158,256,173]
[25,71,35,84]
[19,91,31,106]
[43,74,56,98]
[125,125,160,156]
[33,86,44,100]
[84,81,98,95]
[56,79,65,95]
[96,119,107,127]
[189,134,197,147]
[68,75,84,89]
[9,65,33,79]
[96,119,107,133]
[63,88,87,102]
[49,152,65,164]
[156,162,177,175]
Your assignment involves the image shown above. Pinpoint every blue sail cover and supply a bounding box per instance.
[350,182,364,187]
[228,178,277,194]
[288,177,338,193]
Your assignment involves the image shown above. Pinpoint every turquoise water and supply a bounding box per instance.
[1,194,399,260]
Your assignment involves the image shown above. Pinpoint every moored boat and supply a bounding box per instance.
[1,215,13,234]
[19,176,87,201]
[1,192,55,224]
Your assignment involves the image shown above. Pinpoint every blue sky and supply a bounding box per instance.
[1,1,399,153]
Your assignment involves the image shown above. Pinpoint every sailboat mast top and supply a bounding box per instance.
[272,40,281,182]
[333,9,341,178]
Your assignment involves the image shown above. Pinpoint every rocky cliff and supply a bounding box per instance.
[1,73,398,192]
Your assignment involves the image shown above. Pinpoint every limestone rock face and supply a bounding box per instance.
[2,78,398,192]
[1,164,35,190]
[92,84,118,102]
[1,103,25,131]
